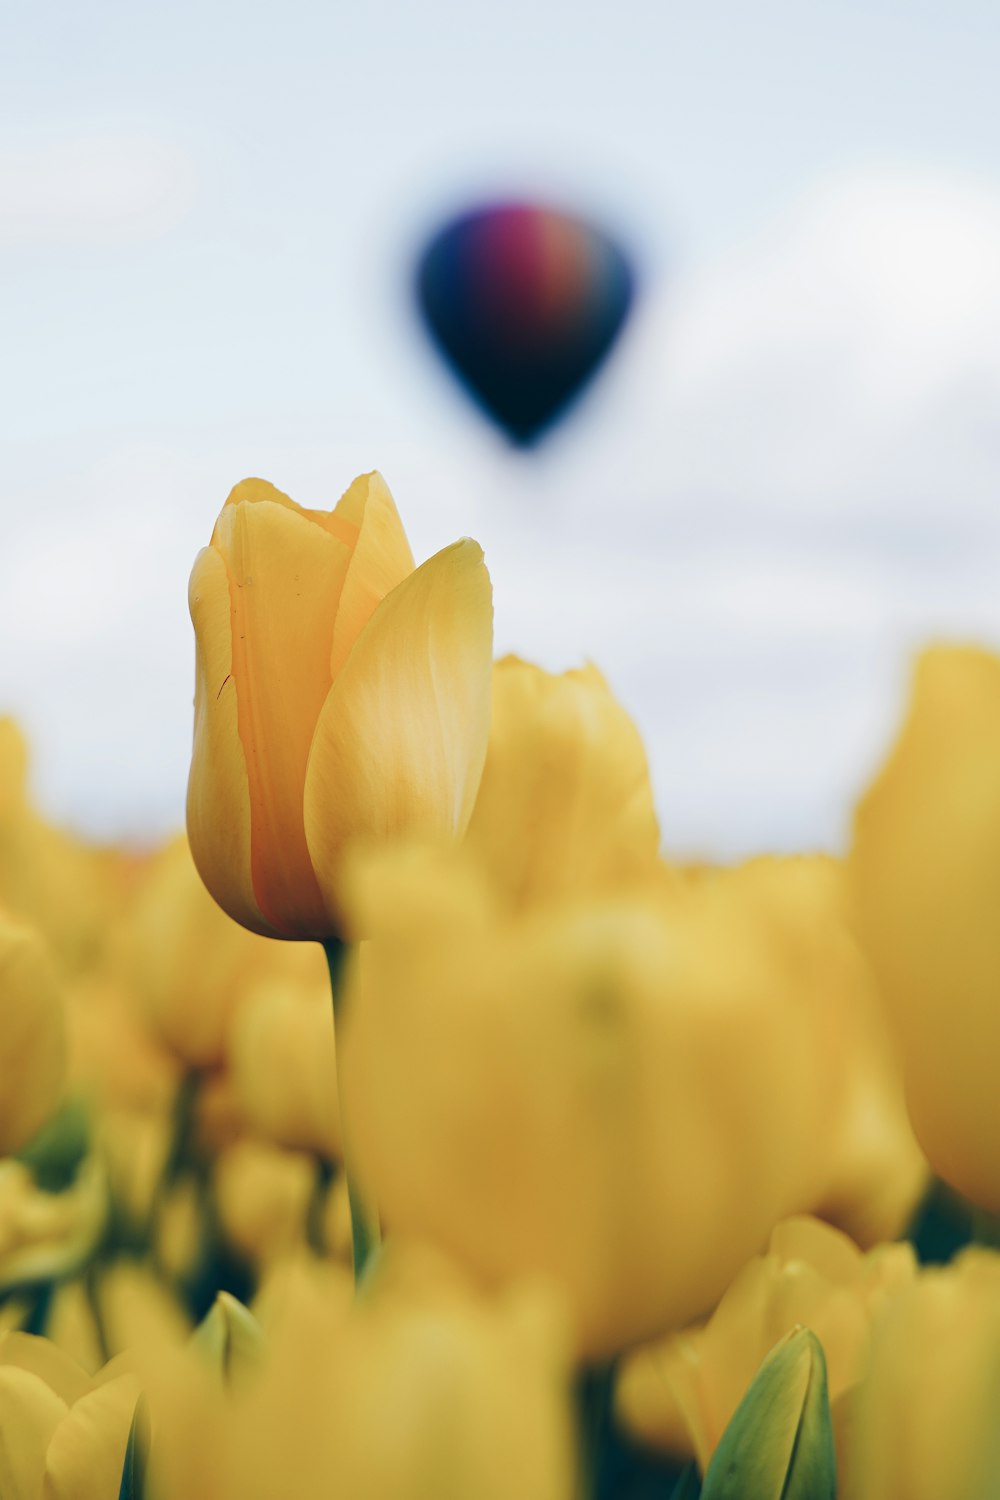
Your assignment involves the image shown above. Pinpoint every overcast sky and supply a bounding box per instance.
[3,0,1000,857]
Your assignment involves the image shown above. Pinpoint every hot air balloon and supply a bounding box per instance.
[415,201,636,445]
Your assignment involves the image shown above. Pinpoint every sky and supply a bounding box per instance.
[3,0,1000,857]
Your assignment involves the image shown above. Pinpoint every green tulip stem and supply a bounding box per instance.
[323,938,380,1283]
[575,1360,616,1500]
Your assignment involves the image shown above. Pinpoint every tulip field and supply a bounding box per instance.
[3,472,1000,1499]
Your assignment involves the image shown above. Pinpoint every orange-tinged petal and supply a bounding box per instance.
[329,473,415,680]
[0,1367,67,1497]
[304,539,493,926]
[186,546,274,937]
[213,498,352,937]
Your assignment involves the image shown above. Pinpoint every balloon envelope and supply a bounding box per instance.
[415,201,636,445]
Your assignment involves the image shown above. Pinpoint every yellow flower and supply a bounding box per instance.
[213,1140,314,1270]
[0,1157,107,1296]
[227,975,340,1159]
[712,856,927,1246]
[851,646,1000,1211]
[339,845,845,1357]
[128,834,320,1068]
[616,1215,916,1472]
[0,913,66,1155]
[843,1249,1000,1500]
[465,656,660,906]
[151,1247,575,1500]
[187,472,493,939]
[0,720,125,981]
[0,1332,140,1500]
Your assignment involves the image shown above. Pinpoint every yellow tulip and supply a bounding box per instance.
[0,1332,139,1500]
[616,1215,916,1472]
[466,656,660,906]
[213,1140,313,1270]
[151,1246,575,1500]
[0,720,125,981]
[128,834,317,1069]
[712,856,927,1246]
[0,1157,107,1296]
[227,974,340,1159]
[0,914,66,1155]
[842,1249,1000,1500]
[851,645,1000,1211]
[339,844,845,1357]
[187,472,493,939]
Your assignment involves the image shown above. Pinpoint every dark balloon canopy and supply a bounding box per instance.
[415,201,636,446]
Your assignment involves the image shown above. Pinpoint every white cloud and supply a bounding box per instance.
[580,162,1000,530]
[0,134,195,247]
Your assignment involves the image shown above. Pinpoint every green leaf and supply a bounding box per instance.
[670,1462,703,1499]
[16,1096,90,1193]
[118,1396,150,1500]
[700,1326,836,1500]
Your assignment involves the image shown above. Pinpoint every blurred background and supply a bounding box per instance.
[3,0,1000,857]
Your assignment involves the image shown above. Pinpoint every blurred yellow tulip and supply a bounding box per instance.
[186,472,493,939]
[339,844,845,1357]
[0,913,66,1155]
[852,645,1000,1211]
[128,835,316,1069]
[616,1215,916,1472]
[0,1157,107,1297]
[227,976,340,1159]
[842,1249,1000,1500]
[465,656,660,906]
[0,720,127,981]
[0,1333,140,1500]
[151,1245,575,1500]
[713,856,927,1246]
[213,1140,313,1270]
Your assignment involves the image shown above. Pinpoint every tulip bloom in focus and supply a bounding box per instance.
[852,646,1000,1212]
[187,473,493,939]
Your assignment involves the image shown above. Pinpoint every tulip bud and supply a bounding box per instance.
[701,1328,836,1500]
[192,1291,264,1385]
[186,473,493,940]
[466,656,660,907]
[615,1214,915,1472]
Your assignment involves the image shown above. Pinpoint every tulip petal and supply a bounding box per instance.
[220,477,357,548]
[330,473,415,680]
[187,546,274,937]
[42,1374,140,1500]
[213,499,352,937]
[0,1333,89,1406]
[304,539,493,925]
[0,1367,67,1498]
